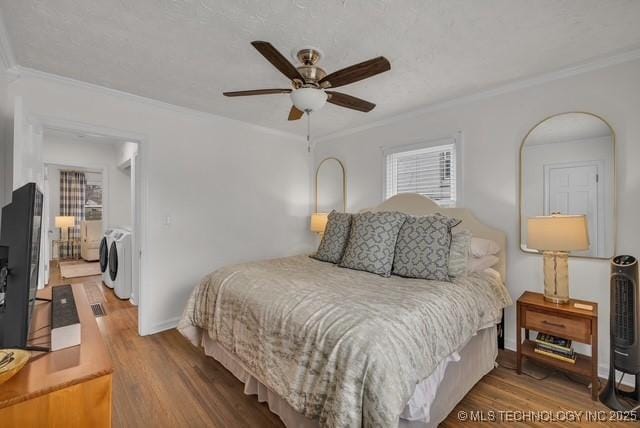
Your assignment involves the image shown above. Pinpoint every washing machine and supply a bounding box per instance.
[100,229,117,288]
[109,230,132,300]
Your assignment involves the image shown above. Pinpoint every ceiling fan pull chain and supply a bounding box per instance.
[307,111,312,153]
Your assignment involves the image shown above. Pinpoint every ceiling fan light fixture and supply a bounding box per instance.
[290,88,327,113]
[223,41,390,120]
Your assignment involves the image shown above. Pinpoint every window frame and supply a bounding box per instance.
[381,133,463,207]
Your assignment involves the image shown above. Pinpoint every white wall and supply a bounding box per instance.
[47,166,59,242]
[7,73,314,334]
[43,136,132,235]
[314,58,640,379]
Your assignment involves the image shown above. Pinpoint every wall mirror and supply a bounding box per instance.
[316,157,346,213]
[520,112,615,258]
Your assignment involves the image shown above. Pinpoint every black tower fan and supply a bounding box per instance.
[600,255,639,415]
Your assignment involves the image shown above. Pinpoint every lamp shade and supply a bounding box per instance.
[310,213,329,234]
[55,216,75,229]
[527,215,590,252]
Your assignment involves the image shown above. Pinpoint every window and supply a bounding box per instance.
[85,172,103,220]
[385,139,458,207]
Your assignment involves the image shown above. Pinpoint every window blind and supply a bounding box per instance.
[385,143,456,207]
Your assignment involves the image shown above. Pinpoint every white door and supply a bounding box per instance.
[544,162,601,257]
[13,96,47,288]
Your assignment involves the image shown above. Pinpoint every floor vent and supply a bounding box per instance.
[91,303,106,317]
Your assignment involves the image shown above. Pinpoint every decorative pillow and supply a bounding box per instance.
[470,237,501,258]
[469,255,500,273]
[392,213,461,281]
[448,229,472,278]
[340,211,407,277]
[311,211,353,264]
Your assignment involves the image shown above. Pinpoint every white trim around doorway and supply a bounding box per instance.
[36,115,152,336]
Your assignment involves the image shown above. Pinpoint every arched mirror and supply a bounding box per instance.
[520,112,615,259]
[315,158,346,213]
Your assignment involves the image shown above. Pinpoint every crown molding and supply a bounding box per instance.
[315,47,640,143]
[7,65,305,143]
[0,10,16,70]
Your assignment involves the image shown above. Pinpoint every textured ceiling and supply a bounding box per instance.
[2,0,640,137]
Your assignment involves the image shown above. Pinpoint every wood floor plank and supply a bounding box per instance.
[47,261,633,427]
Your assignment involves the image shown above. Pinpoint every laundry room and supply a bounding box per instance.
[42,128,139,313]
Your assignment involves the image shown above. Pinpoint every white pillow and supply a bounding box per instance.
[469,255,499,273]
[483,267,503,283]
[470,237,500,258]
[448,230,472,278]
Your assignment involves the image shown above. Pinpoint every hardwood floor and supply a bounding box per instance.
[48,261,633,427]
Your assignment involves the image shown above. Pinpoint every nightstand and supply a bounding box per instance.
[516,291,599,400]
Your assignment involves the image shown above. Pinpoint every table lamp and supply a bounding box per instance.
[55,216,75,240]
[310,213,328,235]
[527,214,590,304]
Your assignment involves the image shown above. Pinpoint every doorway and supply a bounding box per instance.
[11,98,148,334]
[41,128,140,313]
[43,163,106,284]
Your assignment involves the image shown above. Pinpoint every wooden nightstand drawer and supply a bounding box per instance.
[524,309,590,342]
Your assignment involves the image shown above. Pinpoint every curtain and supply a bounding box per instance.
[60,171,86,258]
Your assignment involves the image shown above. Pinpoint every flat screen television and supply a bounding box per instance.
[0,182,43,349]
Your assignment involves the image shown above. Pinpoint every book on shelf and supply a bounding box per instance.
[534,346,577,364]
[534,333,572,352]
[536,342,573,356]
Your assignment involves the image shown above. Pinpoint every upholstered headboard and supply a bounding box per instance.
[368,193,507,280]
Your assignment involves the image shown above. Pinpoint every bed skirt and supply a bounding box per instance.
[181,324,497,427]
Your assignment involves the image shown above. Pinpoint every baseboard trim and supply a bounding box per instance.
[142,316,180,336]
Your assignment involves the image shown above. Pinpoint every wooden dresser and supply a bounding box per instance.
[516,291,598,400]
[0,283,113,426]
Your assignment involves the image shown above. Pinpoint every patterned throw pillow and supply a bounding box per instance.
[392,214,461,281]
[311,211,353,264]
[340,211,407,277]
[448,229,472,278]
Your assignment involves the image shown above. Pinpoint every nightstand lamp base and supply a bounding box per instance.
[542,250,570,304]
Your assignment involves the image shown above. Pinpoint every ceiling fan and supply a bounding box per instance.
[223,41,391,121]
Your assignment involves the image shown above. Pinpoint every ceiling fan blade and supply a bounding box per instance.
[288,106,304,121]
[320,56,390,88]
[326,91,375,112]
[223,89,292,97]
[251,41,304,82]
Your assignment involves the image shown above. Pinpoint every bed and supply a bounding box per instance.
[178,193,512,427]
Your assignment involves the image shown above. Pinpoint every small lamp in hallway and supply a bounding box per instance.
[55,216,75,240]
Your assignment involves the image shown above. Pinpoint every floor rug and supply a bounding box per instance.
[59,261,101,279]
